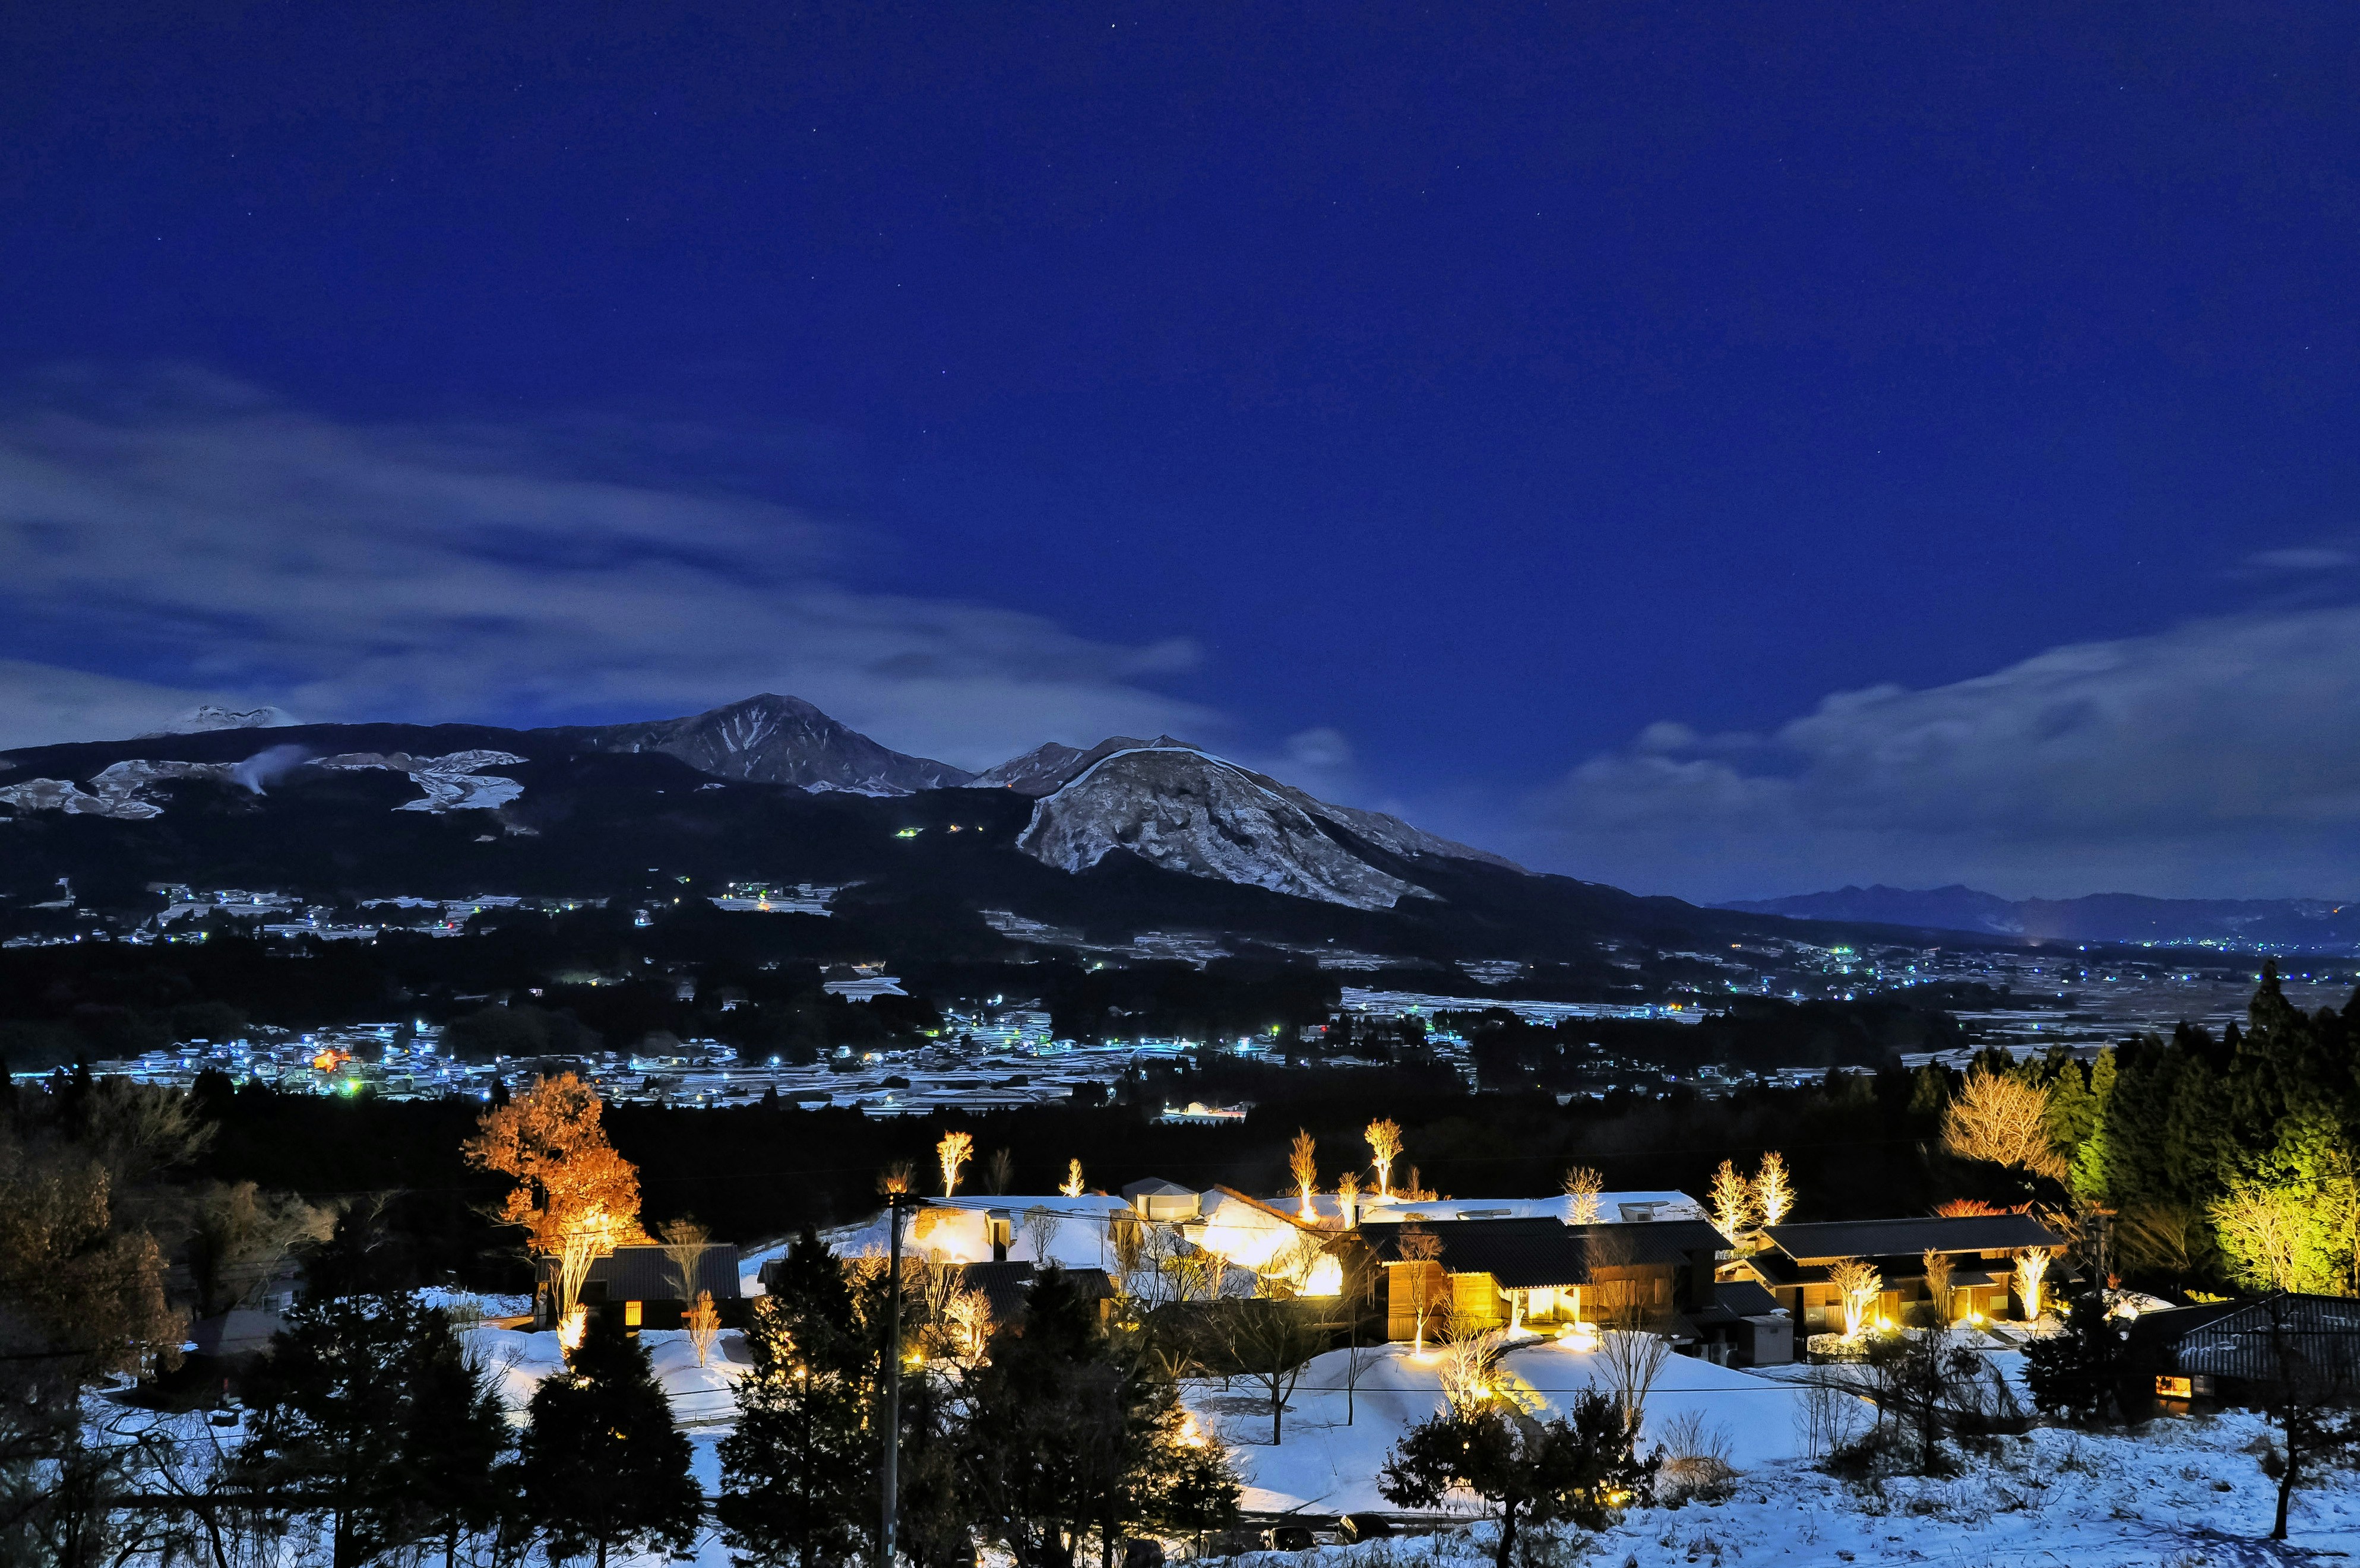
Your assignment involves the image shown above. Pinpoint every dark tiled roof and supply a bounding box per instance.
[571,1243,742,1301]
[1359,1218,1721,1290]
[1761,1215,2060,1263]
[1715,1279,1781,1317]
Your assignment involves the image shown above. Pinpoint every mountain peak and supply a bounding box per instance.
[553,695,973,796]
[1013,742,1522,910]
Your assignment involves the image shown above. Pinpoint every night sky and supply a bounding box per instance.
[6,5,2359,900]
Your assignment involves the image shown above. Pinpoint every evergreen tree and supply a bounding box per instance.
[2024,1281,2133,1425]
[2067,1048,2117,1206]
[717,1231,874,1568]
[521,1311,701,1568]
[958,1269,1235,1568]
[234,1284,511,1568]
[1379,1390,1654,1568]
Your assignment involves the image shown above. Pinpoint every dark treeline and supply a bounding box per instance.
[1462,992,1985,1083]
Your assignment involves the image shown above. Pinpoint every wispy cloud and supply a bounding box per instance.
[1526,605,2360,901]
[0,366,1216,764]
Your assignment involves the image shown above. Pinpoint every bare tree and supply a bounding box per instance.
[1942,1069,2065,1178]
[1752,1151,1795,1228]
[1399,1224,1444,1354]
[1708,1160,1758,1242]
[936,1130,974,1196]
[1289,1129,1319,1219]
[2012,1249,2051,1322]
[1020,1205,1059,1265]
[2212,1183,2310,1293]
[1059,1158,1086,1198]
[657,1216,710,1307]
[685,1290,720,1367]
[1335,1171,1362,1228]
[1827,1258,1881,1338]
[1366,1119,1404,1199]
[983,1147,1015,1195]
[1562,1165,1605,1226]
[1204,1298,1330,1445]
[2250,1294,2360,1541]
[1921,1249,1954,1326]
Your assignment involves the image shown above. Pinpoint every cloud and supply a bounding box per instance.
[1527,606,2360,901]
[0,367,1217,767]
[2240,546,2358,574]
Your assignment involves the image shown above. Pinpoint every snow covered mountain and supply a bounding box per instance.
[554,694,973,796]
[1013,743,1521,911]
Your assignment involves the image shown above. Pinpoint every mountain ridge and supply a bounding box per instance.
[1719,883,2360,949]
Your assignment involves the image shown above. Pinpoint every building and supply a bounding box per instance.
[2125,1293,2360,1408]
[1347,1217,1780,1358]
[540,1242,744,1329]
[1743,1214,2066,1330]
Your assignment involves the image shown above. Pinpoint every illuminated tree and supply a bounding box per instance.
[1562,1165,1605,1226]
[463,1073,644,1320]
[1707,1160,1757,1241]
[1366,1119,1403,1199]
[1752,1151,1794,1228]
[658,1216,710,1307]
[1942,1069,2066,1179]
[1060,1158,1086,1198]
[2011,1249,2052,1322]
[1335,1171,1362,1226]
[1400,1224,1444,1354]
[937,1130,975,1197]
[1922,1249,1955,1325]
[685,1290,721,1369]
[1289,1129,1319,1219]
[879,1160,915,1196]
[1827,1257,1880,1339]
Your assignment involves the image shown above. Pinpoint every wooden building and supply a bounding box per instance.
[1745,1215,2065,1330]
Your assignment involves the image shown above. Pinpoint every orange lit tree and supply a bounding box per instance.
[464,1073,645,1320]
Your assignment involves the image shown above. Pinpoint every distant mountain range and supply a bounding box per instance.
[0,695,1782,962]
[13,694,2345,960]
[1718,884,2360,950]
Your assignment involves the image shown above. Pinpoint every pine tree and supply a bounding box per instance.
[234,1282,511,1568]
[1379,1391,1654,1568]
[958,1269,1235,1568]
[717,1231,874,1568]
[521,1310,702,1568]
[2024,1281,2132,1425]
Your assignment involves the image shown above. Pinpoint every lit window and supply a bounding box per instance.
[624,1301,643,1328]
[2155,1375,2192,1399]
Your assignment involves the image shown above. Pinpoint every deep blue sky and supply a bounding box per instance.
[6,5,2360,899]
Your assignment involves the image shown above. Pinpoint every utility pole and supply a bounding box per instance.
[881,1191,904,1568]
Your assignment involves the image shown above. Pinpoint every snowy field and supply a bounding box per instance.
[139,1313,2360,1568]
[1182,1339,2360,1565]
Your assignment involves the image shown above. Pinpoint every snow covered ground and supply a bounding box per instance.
[1191,1340,1815,1516]
[463,1324,751,1427]
[1181,1339,2360,1566]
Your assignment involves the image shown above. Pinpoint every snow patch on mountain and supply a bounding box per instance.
[313,750,528,812]
[138,704,296,737]
[0,758,251,819]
